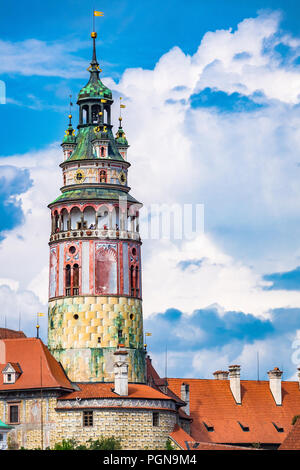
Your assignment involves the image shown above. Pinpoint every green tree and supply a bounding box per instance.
[53,437,121,450]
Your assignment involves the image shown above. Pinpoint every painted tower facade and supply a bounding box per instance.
[47,32,145,383]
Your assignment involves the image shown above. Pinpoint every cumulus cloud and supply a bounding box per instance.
[0,284,47,340]
[145,305,300,380]
[2,11,300,370]
[0,38,87,78]
[0,144,61,300]
[0,165,33,236]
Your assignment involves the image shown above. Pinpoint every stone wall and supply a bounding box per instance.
[52,408,177,450]
[48,296,145,383]
[0,396,177,450]
[0,396,57,449]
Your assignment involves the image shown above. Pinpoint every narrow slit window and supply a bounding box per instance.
[152,412,159,427]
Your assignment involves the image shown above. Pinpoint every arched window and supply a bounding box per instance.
[92,105,101,124]
[135,266,139,297]
[101,147,105,158]
[130,265,135,297]
[65,265,71,296]
[73,264,79,295]
[82,105,89,124]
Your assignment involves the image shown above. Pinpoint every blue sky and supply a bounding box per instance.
[2,1,300,380]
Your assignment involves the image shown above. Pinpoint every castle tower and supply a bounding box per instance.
[47,32,145,383]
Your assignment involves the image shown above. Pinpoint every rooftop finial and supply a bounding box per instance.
[119,97,126,127]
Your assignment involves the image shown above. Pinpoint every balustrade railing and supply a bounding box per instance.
[50,228,140,242]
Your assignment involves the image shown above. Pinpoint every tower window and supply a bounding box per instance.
[83,411,93,427]
[65,264,71,295]
[73,264,79,295]
[152,412,159,427]
[118,329,123,339]
[100,170,107,183]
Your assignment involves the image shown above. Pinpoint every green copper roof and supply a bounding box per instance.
[115,127,128,146]
[62,127,76,145]
[78,76,112,100]
[50,187,139,205]
[62,115,76,145]
[66,126,124,162]
[0,419,13,429]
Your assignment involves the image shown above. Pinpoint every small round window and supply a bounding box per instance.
[69,246,76,254]
[73,314,79,320]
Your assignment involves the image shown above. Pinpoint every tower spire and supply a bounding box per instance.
[89,32,102,77]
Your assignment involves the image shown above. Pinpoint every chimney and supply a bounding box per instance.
[180,383,190,415]
[268,367,283,405]
[298,367,300,390]
[213,370,229,380]
[113,347,129,396]
[229,365,241,404]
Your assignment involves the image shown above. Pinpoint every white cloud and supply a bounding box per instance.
[0,38,87,78]
[2,12,300,342]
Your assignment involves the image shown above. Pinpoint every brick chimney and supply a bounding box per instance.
[180,383,190,415]
[213,370,229,380]
[229,365,241,404]
[113,347,129,396]
[268,367,283,405]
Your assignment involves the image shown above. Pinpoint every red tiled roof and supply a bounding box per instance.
[167,378,300,445]
[0,338,73,391]
[279,418,300,450]
[146,356,187,409]
[169,425,252,450]
[169,424,197,449]
[59,382,174,401]
[0,328,26,339]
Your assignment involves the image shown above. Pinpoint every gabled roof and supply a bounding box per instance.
[2,362,22,374]
[279,418,300,450]
[146,356,188,412]
[167,378,300,445]
[0,328,26,339]
[0,338,73,392]
[58,382,174,401]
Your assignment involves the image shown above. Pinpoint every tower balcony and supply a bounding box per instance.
[50,228,141,243]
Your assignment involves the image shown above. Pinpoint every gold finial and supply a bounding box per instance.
[91,31,97,38]
[68,114,72,119]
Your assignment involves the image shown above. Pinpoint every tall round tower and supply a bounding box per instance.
[47,32,145,383]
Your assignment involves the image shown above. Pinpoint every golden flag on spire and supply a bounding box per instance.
[94,11,104,16]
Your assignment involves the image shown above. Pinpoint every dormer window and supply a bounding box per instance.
[2,363,22,384]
